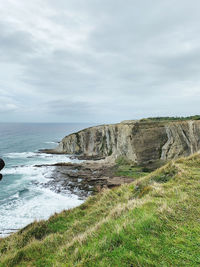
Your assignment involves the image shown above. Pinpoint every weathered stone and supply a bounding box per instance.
[52,120,200,164]
[35,161,131,199]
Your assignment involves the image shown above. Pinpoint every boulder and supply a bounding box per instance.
[0,158,5,171]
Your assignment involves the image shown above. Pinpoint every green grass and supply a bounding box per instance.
[140,115,200,122]
[114,156,155,179]
[1,154,200,266]
[115,164,149,178]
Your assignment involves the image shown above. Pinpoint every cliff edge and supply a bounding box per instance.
[54,120,200,164]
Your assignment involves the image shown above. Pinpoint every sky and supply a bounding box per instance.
[0,0,200,123]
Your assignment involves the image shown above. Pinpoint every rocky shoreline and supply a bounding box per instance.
[40,119,200,199]
[36,119,200,199]
[35,159,134,199]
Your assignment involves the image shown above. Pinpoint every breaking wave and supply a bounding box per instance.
[0,149,83,237]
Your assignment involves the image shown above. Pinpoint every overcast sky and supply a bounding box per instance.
[0,0,200,123]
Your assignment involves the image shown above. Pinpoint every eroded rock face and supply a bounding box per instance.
[54,120,200,164]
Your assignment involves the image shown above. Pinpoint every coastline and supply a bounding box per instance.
[2,153,200,266]
[0,158,133,238]
[3,118,200,238]
[34,158,134,199]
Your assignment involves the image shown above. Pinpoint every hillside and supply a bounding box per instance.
[52,119,200,165]
[0,154,200,266]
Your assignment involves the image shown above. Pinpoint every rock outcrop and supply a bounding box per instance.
[0,158,5,181]
[35,161,133,199]
[53,120,200,164]
[0,158,5,171]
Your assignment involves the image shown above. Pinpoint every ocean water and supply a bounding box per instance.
[0,123,91,237]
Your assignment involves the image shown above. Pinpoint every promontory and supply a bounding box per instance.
[48,118,200,165]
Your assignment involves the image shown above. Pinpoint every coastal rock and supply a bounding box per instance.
[53,120,200,164]
[0,158,5,181]
[36,161,133,199]
[0,158,5,171]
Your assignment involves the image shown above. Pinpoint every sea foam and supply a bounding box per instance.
[0,150,83,237]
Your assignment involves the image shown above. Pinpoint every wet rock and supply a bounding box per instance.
[36,161,133,199]
[0,158,5,171]
[0,158,5,182]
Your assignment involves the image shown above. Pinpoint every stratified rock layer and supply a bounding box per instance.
[54,120,200,164]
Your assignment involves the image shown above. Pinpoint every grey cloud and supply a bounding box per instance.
[0,96,19,113]
[0,23,35,63]
[0,0,200,123]
[46,99,93,115]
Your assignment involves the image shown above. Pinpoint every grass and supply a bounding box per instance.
[115,164,148,178]
[140,115,200,122]
[115,157,149,178]
[1,154,200,266]
[115,164,149,179]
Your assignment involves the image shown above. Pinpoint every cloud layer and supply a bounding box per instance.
[0,0,200,123]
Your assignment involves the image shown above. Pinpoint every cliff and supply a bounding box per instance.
[54,120,200,164]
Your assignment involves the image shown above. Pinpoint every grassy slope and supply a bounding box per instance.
[1,155,200,266]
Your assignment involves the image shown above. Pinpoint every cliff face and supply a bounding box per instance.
[55,120,200,164]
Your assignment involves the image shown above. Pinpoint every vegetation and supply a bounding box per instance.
[1,154,200,266]
[115,156,149,178]
[140,115,200,122]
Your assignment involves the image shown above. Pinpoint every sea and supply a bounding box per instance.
[0,122,91,237]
